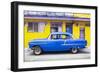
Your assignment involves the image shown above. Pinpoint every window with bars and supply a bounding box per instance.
[80,27,85,39]
[27,22,46,32]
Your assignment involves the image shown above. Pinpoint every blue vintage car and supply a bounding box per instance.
[29,32,87,55]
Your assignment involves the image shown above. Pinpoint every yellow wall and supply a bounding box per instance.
[73,23,80,39]
[73,13,90,18]
[85,26,90,46]
[62,21,66,32]
[24,21,50,48]
[73,23,90,47]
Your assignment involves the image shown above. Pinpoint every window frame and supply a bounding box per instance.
[27,22,46,32]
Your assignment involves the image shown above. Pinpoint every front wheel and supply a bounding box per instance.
[32,46,42,55]
[71,48,78,54]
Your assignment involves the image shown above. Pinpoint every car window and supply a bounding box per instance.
[51,34,59,39]
[51,34,72,40]
[61,34,72,39]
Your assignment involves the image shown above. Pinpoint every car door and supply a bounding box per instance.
[49,34,68,51]
[53,39,65,51]
[45,34,65,51]
[63,34,73,51]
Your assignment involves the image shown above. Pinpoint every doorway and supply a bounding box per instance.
[66,24,73,34]
[80,27,85,39]
[50,22,62,33]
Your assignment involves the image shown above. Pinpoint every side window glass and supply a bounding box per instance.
[51,34,57,39]
[61,34,71,39]
[51,34,72,40]
[66,35,71,39]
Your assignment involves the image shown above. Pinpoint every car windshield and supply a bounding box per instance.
[51,34,72,40]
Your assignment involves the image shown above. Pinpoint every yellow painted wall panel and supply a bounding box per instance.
[73,24,80,39]
[62,21,66,32]
[73,13,90,18]
[24,21,50,48]
[85,26,90,46]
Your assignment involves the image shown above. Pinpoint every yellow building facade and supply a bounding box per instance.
[24,12,90,48]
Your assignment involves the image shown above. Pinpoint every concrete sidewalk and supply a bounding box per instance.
[24,47,90,62]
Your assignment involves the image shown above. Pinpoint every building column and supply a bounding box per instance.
[73,23,80,39]
[62,21,66,32]
[24,22,28,48]
[85,24,90,47]
[44,20,51,37]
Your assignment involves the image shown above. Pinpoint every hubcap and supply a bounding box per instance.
[72,48,78,53]
[34,46,41,55]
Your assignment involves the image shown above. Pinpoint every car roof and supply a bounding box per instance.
[51,32,72,36]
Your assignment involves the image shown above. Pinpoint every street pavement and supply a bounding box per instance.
[24,47,90,62]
